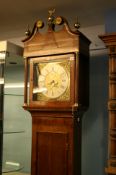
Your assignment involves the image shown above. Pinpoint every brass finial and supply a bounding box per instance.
[55,16,63,25]
[48,9,55,19]
[25,25,31,36]
[74,17,80,30]
[36,20,44,28]
[48,9,55,29]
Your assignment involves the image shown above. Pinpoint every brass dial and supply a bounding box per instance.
[38,62,69,99]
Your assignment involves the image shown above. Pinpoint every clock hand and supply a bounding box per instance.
[54,82,58,87]
[48,80,55,85]
[47,80,58,89]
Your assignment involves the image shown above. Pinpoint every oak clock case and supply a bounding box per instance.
[23,11,90,175]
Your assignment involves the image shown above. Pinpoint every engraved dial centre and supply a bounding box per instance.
[39,62,69,99]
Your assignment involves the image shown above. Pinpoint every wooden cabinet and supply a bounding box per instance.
[23,11,90,175]
[99,33,116,174]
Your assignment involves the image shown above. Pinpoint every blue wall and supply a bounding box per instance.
[105,8,116,33]
[82,50,108,175]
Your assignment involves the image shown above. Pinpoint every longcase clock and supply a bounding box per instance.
[22,10,91,175]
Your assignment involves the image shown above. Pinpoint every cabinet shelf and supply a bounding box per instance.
[3,131,25,134]
[4,94,23,97]
[0,131,25,134]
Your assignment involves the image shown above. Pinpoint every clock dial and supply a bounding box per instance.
[32,58,71,101]
[39,62,69,99]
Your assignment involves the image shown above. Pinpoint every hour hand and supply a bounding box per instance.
[54,82,58,87]
[48,80,54,85]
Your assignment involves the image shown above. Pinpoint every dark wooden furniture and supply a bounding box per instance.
[99,33,116,174]
[23,11,90,175]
